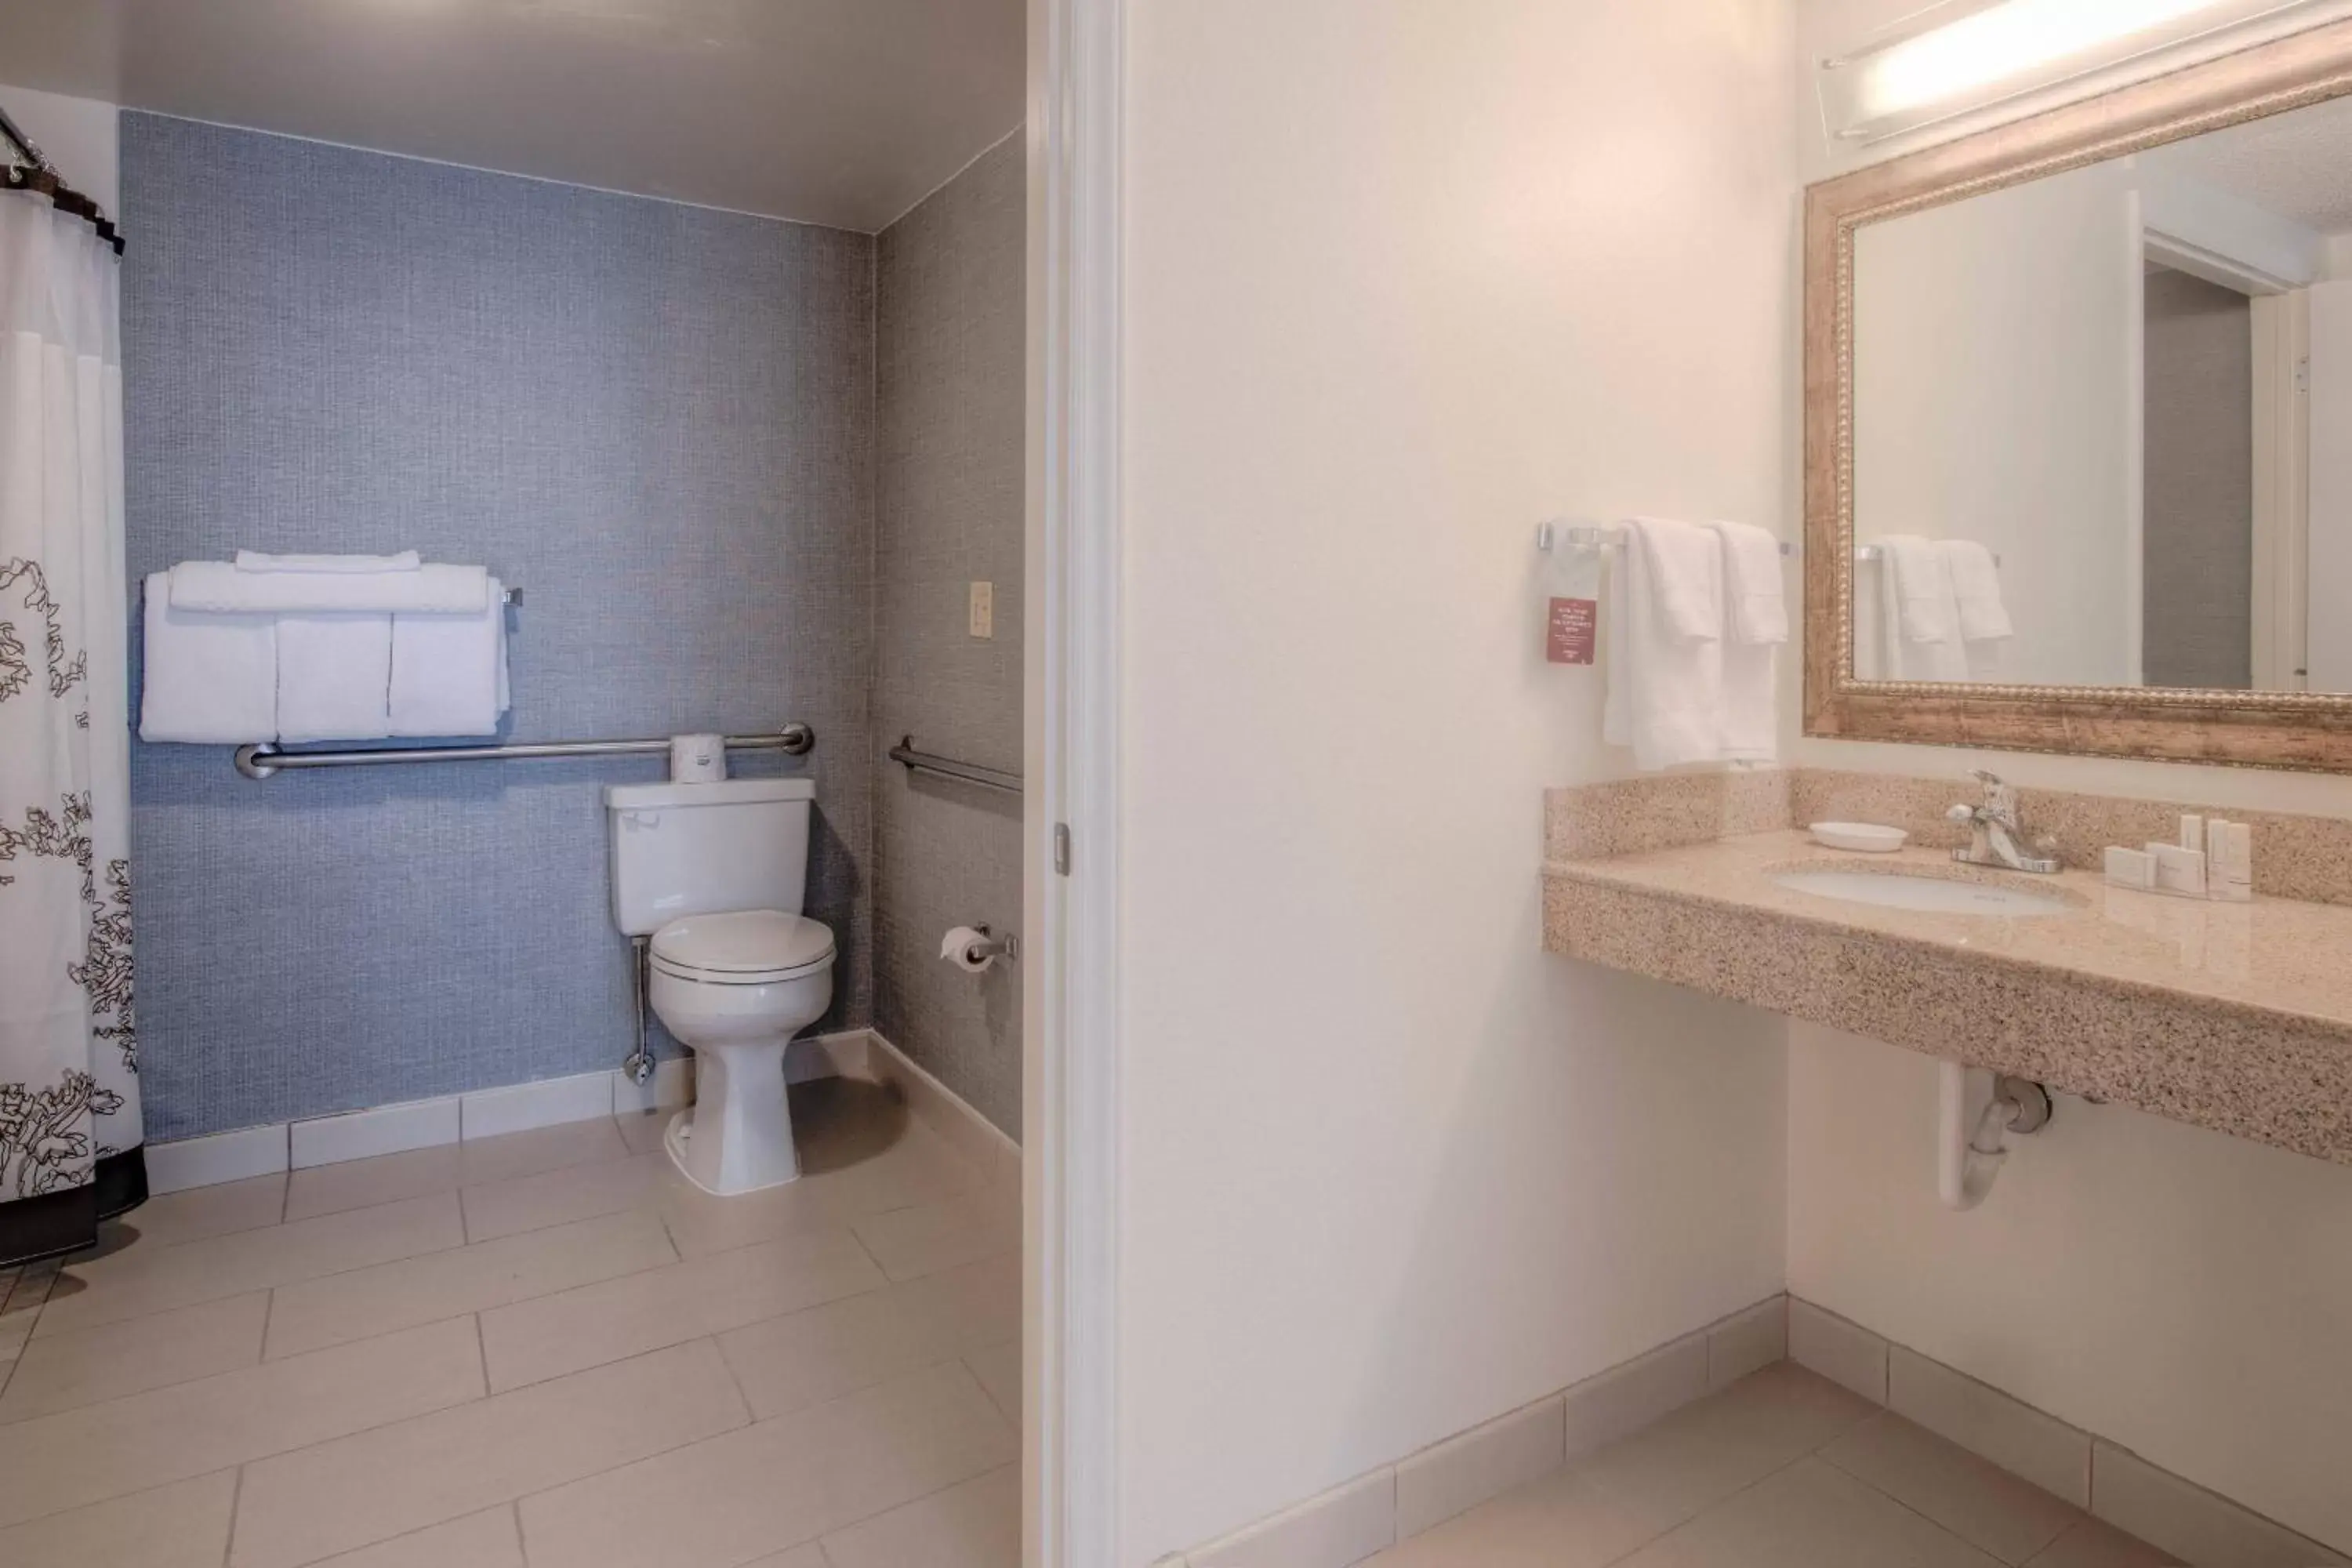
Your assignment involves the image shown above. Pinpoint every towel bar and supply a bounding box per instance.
[1536,522,1794,557]
[1854,545,2002,567]
[234,724,814,780]
[888,737,1023,796]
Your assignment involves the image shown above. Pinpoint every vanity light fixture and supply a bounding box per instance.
[1820,0,2337,143]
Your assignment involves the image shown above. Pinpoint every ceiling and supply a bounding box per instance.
[2143,90,2352,238]
[0,0,1025,232]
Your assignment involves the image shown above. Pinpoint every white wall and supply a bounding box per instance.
[1852,159,2139,687]
[1794,3,2352,1552]
[0,82,118,215]
[1114,2,1797,1559]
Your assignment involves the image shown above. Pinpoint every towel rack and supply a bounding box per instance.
[1854,545,2002,566]
[235,724,814,780]
[888,737,1023,797]
[1536,523,1794,557]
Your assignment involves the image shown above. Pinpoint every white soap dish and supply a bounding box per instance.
[1810,822,1909,854]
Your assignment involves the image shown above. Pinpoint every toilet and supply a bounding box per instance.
[604,778,837,1196]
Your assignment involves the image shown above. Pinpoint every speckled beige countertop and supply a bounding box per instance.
[1544,828,2352,1166]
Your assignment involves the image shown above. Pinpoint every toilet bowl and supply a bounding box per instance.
[646,909,836,1196]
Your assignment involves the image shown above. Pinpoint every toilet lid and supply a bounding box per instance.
[652,910,835,977]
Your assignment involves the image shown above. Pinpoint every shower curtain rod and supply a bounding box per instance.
[0,97,125,253]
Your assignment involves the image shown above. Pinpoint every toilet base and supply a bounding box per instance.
[663,1042,802,1196]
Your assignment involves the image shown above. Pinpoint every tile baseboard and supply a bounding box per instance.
[1789,1295,2347,1566]
[612,1055,697,1116]
[290,1096,462,1170]
[1788,1298,1889,1406]
[1177,1294,1784,1568]
[147,1032,874,1196]
[864,1029,1021,1188]
[143,1122,290,1194]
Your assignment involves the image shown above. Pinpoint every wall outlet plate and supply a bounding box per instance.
[970,580,994,639]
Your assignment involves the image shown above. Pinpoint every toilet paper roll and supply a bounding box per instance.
[670,734,728,783]
[940,926,997,974]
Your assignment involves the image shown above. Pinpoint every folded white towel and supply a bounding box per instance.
[389,578,507,737]
[1702,521,1788,645]
[137,574,278,743]
[1936,539,2013,643]
[1872,536,1968,681]
[276,615,392,743]
[234,550,422,575]
[170,561,488,615]
[1604,519,1726,771]
[1700,524,1783,762]
[1628,516,1722,642]
[1878,535,1957,646]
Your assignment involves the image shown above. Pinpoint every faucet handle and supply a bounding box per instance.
[1969,768,2006,789]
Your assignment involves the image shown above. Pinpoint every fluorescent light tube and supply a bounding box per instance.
[1821,0,2333,142]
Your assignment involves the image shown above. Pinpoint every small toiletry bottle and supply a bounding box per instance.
[2148,842,2209,898]
[2181,814,2205,853]
[2220,822,2254,902]
[2105,847,2155,891]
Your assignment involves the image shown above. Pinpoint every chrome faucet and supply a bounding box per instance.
[1945,770,2060,874]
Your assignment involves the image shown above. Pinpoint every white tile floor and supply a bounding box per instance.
[1365,1364,2180,1568]
[0,1078,1020,1568]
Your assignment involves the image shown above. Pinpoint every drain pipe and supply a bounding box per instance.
[622,935,654,1086]
[1938,1061,2054,1210]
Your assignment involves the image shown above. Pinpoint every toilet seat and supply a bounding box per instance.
[651,909,835,985]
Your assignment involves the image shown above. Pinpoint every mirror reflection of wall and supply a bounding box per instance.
[1848,91,2352,696]
[2141,264,2252,691]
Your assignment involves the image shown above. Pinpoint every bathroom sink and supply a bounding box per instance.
[1770,869,2073,917]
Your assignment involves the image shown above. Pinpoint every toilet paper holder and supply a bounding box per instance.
[942,924,1021,968]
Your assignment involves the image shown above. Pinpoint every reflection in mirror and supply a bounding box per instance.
[1848,91,2352,695]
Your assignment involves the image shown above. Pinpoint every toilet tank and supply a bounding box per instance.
[604,779,813,936]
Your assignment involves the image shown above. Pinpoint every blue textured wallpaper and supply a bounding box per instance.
[873,136,1026,1139]
[121,114,876,1141]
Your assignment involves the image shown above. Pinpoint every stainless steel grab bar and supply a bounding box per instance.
[235,724,815,780]
[887,737,1022,796]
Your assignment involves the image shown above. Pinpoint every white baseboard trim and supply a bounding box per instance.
[1788,1295,2346,1566]
[143,1122,289,1194]
[612,1055,697,1118]
[1175,1295,1784,1568]
[864,1029,1020,1188]
[146,1029,880,1196]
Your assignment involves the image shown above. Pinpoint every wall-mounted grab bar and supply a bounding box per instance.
[888,737,1022,796]
[235,724,815,780]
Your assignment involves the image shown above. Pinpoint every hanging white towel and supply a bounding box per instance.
[1629,515,1722,641]
[1603,518,1726,771]
[275,615,393,743]
[1873,535,1968,681]
[234,550,422,575]
[1937,539,2012,643]
[170,560,488,615]
[137,574,278,743]
[388,578,508,737]
[1703,521,1788,645]
[1703,521,1786,763]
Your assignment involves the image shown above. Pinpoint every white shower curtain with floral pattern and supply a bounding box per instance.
[0,180,141,1266]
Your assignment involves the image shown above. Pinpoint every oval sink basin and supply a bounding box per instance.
[1770,869,2074,917]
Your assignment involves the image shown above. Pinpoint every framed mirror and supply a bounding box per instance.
[1806,17,2352,769]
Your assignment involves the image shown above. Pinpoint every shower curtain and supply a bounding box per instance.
[0,179,143,1266]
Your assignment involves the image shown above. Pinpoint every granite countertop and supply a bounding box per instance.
[1542,827,2352,1166]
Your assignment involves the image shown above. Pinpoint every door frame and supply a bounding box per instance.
[1023,0,1123,1561]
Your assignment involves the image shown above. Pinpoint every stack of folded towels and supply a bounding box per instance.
[139,552,510,744]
